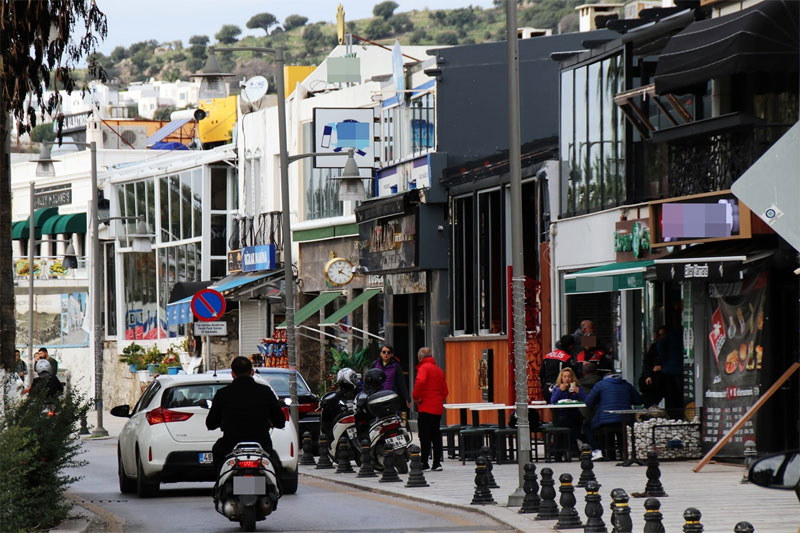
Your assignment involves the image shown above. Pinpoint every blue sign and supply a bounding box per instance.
[191,289,226,322]
[242,244,276,272]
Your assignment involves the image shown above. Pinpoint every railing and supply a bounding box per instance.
[12,256,89,281]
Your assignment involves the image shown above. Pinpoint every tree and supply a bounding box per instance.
[389,13,413,34]
[110,46,128,62]
[153,105,176,121]
[0,2,107,372]
[373,1,399,21]
[302,25,324,53]
[409,28,428,45]
[246,13,277,35]
[284,14,308,31]
[365,19,391,40]
[438,31,459,46]
[30,123,56,143]
[188,35,210,60]
[215,24,241,45]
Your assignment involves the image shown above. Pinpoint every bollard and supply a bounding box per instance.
[555,472,583,529]
[535,467,559,520]
[642,498,665,533]
[609,488,632,533]
[299,432,316,466]
[379,441,401,483]
[741,441,757,484]
[682,507,703,533]
[335,435,354,473]
[479,445,499,489]
[357,438,377,478]
[405,444,429,487]
[315,435,334,469]
[470,456,496,505]
[519,462,541,514]
[578,443,597,488]
[79,413,90,435]
[583,480,606,533]
[734,522,754,533]
[636,451,667,497]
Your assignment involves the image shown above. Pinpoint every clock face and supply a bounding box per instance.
[325,258,354,286]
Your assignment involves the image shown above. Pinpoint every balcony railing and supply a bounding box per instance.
[12,256,89,282]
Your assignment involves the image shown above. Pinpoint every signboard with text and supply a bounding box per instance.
[194,322,227,336]
[241,244,276,272]
[227,249,242,273]
[34,184,72,209]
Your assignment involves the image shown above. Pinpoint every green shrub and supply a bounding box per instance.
[0,385,88,531]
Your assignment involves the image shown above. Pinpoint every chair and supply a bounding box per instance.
[493,427,517,464]
[459,427,487,464]
[440,424,463,459]
[542,424,572,462]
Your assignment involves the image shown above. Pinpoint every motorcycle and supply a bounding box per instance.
[320,388,362,465]
[362,389,412,474]
[214,442,280,532]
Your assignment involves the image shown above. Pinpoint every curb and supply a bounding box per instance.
[55,493,125,533]
[299,471,524,532]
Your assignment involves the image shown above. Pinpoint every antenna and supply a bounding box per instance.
[241,76,268,103]
[213,362,217,377]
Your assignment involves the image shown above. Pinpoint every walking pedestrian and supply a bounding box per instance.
[14,349,27,380]
[412,347,448,471]
[372,344,411,409]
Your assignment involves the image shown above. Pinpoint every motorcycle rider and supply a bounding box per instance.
[206,356,286,477]
[30,359,64,398]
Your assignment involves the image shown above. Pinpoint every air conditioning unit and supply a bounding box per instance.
[102,125,149,149]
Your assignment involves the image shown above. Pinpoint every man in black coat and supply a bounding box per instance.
[206,356,286,475]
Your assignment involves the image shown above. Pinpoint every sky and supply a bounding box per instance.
[95,0,496,55]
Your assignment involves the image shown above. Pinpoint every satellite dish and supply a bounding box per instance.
[241,76,268,103]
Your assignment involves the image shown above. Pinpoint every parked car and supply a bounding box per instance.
[212,368,321,448]
[111,373,299,498]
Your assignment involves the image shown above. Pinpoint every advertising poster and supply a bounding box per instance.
[702,272,767,457]
[313,108,375,168]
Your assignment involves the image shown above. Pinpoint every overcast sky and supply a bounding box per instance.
[96,0,496,55]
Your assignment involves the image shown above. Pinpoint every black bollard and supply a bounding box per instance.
[335,435,355,473]
[583,480,606,533]
[555,472,583,529]
[741,441,757,484]
[643,498,665,533]
[609,488,632,533]
[519,462,541,514]
[315,435,334,469]
[535,467,559,520]
[79,413,90,435]
[578,443,597,488]
[299,432,316,466]
[644,451,667,497]
[733,522,754,533]
[379,441,401,483]
[405,444,429,487]
[357,438,377,478]
[682,507,703,533]
[479,445,499,488]
[470,456,496,505]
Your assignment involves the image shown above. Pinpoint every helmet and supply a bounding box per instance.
[364,368,386,390]
[35,359,52,375]
[335,368,358,390]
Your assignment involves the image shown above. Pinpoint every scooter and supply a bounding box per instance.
[214,442,280,532]
[363,390,412,473]
[320,391,362,465]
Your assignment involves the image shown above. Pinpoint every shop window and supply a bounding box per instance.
[410,92,435,155]
[478,189,505,334]
[105,242,116,337]
[452,195,475,334]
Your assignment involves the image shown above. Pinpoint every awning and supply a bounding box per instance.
[146,118,191,147]
[11,207,59,240]
[564,260,654,294]
[275,291,343,329]
[652,242,774,282]
[41,212,87,235]
[654,0,799,95]
[320,288,382,326]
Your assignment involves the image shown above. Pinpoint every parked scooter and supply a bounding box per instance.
[214,442,280,532]
[319,368,362,464]
[358,368,412,473]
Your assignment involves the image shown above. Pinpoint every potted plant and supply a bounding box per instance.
[119,343,146,372]
[163,346,183,375]
[145,345,163,375]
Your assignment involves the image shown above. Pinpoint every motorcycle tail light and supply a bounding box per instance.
[145,407,193,425]
[340,415,355,424]
[298,402,318,414]
[383,421,401,432]
[290,442,294,458]
[236,458,262,469]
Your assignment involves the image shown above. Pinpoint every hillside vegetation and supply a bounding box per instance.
[87,1,584,91]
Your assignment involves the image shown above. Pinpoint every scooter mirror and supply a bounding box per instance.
[748,450,800,491]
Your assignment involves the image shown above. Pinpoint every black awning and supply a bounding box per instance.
[654,0,799,95]
[168,281,213,304]
[650,241,774,282]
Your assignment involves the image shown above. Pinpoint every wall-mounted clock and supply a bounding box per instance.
[324,256,354,286]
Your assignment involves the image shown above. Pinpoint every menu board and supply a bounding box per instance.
[701,272,767,457]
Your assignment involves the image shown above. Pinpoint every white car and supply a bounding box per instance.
[111,373,298,498]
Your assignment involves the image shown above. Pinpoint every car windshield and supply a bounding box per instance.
[162,383,228,409]
[256,372,311,396]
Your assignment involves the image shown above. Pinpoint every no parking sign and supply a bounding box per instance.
[191,289,226,322]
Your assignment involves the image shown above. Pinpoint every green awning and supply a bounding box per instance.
[275,291,343,329]
[11,208,59,240]
[53,213,87,234]
[564,260,654,294]
[320,288,382,326]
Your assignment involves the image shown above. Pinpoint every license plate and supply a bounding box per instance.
[346,427,357,439]
[386,435,406,449]
[233,476,266,495]
[199,452,213,464]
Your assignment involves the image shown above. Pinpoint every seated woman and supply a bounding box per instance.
[549,367,587,455]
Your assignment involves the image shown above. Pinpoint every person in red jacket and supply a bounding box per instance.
[412,346,448,471]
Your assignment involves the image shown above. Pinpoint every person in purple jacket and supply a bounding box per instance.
[373,345,411,409]
[549,367,587,456]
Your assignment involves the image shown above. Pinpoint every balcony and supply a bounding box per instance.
[13,256,89,295]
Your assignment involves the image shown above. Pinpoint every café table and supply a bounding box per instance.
[604,408,651,466]
[443,402,491,427]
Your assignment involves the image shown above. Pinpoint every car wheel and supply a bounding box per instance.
[280,468,298,494]
[136,448,159,498]
[118,447,136,494]
[241,504,256,532]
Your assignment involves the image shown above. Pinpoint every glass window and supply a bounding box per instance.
[211,214,227,256]
[574,66,588,212]
[452,195,475,334]
[211,167,227,210]
[588,62,602,210]
[146,179,155,234]
[169,175,180,241]
[561,70,574,216]
[105,242,116,336]
[159,177,169,242]
[181,171,192,240]
[192,168,202,237]
[410,92,435,155]
[122,251,158,340]
[211,259,226,280]
[477,189,505,334]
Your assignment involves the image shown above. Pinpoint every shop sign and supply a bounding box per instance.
[241,244,275,272]
[33,184,72,209]
[376,156,431,197]
[655,261,743,282]
[227,249,242,273]
[359,214,416,273]
[312,107,375,169]
[194,321,227,336]
[613,219,666,261]
[385,271,426,294]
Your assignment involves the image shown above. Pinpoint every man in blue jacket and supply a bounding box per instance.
[583,373,642,461]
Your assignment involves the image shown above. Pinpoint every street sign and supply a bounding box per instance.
[194,321,227,336]
[732,121,800,252]
[191,289,226,322]
[242,244,275,272]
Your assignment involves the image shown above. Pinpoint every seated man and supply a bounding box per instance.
[206,356,286,476]
[583,372,642,461]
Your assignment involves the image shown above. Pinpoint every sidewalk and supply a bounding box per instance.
[300,450,799,533]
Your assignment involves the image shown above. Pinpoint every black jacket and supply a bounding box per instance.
[31,373,63,399]
[206,376,286,449]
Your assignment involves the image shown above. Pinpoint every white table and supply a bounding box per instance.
[444,403,493,426]
[529,403,586,409]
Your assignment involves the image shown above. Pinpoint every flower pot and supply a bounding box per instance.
[167,366,181,375]
[136,370,151,383]
[147,364,157,375]
[129,363,137,373]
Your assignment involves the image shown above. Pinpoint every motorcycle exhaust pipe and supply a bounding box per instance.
[223,500,237,518]
[258,496,273,516]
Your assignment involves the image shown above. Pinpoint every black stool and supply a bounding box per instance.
[542,425,571,462]
[598,424,622,460]
[493,427,517,464]
[459,427,486,464]
[440,424,463,459]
